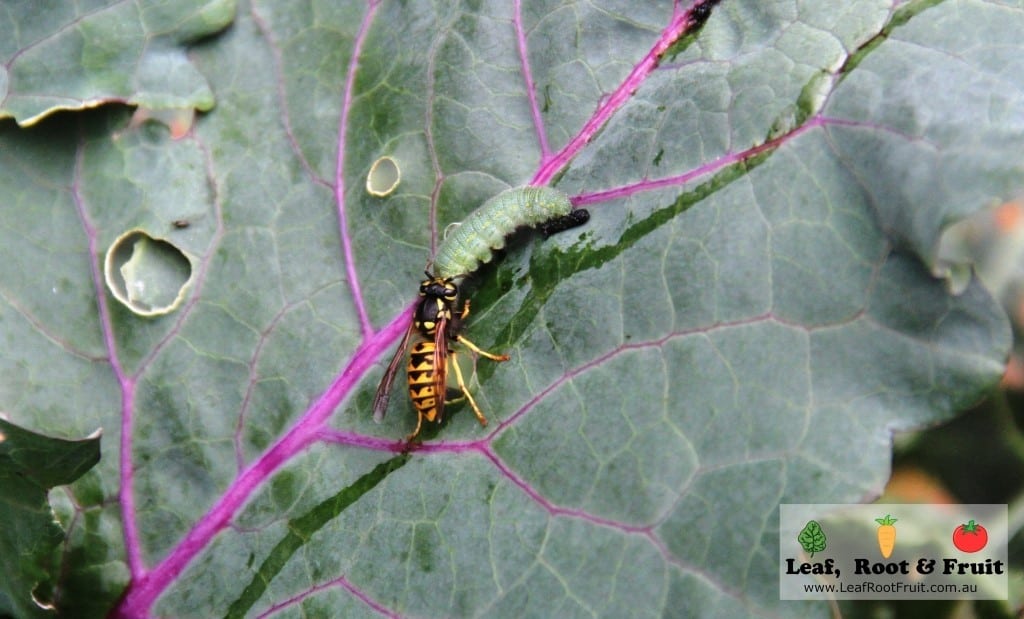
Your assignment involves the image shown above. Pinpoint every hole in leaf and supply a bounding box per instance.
[366,155,400,196]
[126,107,197,139]
[103,229,194,316]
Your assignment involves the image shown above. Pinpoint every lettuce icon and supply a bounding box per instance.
[797,520,827,557]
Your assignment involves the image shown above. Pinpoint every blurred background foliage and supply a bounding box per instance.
[848,200,1024,618]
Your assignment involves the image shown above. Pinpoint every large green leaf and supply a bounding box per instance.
[0,419,100,618]
[0,0,235,125]
[0,0,1019,617]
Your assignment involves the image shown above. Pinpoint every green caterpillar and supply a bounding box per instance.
[433,186,587,279]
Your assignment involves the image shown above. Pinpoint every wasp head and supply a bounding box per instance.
[419,273,458,302]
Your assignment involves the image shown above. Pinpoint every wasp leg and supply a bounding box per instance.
[448,350,490,428]
[444,392,467,405]
[455,300,511,361]
[455,335,511,363]
[405,410,425,443]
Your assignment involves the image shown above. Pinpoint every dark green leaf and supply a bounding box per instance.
[0,419,100,618]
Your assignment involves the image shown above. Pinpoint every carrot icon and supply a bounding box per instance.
[875,514,898,558]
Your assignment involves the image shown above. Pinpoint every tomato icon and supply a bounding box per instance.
[952,520,988,553]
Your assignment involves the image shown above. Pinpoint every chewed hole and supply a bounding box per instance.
[366,156,401,197]
[104,229,194,316]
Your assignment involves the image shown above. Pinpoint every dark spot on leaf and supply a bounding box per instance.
[413,525,435,573]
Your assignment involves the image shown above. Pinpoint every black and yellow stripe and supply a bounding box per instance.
[407,341,442,423]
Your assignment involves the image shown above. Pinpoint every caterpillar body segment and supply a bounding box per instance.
[433,186,576,279]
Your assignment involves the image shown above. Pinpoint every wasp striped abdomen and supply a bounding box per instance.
[408,341,442,423]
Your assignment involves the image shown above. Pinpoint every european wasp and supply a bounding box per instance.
[373,274,509,441]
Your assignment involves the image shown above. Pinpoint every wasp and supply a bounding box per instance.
[373,274,509,441]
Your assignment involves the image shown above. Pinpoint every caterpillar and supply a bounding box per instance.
[433,186,588,279]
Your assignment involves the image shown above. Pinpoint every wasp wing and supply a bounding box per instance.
[432,314,449,423]
[372,322,415,423]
